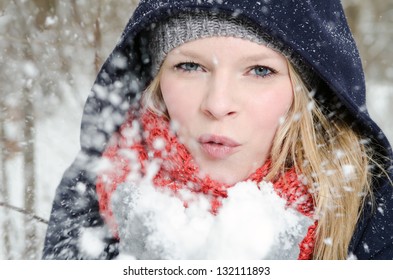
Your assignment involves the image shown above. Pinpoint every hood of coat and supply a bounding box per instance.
[81,0,392,167]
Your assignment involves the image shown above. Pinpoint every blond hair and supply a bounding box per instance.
[141,63,376,259]
[268,63,376,259]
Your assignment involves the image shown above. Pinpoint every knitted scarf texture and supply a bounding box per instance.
[96,110,317,260]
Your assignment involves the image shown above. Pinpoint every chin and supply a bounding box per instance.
[198,168,242,185]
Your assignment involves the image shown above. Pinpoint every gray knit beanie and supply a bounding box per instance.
[149,12,316,89]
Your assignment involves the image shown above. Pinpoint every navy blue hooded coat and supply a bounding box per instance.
[43,0,393,259]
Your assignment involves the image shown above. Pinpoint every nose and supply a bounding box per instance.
[200,72,239,120]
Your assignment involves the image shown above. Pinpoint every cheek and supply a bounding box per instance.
[160,75,181,117]
[251,83,293,126]
[160,76,198,123]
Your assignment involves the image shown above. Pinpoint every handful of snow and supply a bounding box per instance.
[111,178,313,259]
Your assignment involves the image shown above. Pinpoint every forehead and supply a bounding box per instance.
[167,36,286,62]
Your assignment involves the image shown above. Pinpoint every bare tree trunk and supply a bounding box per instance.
[94,16,102,73]
[22,80,37,259]
[71,0,103,73]
[12,0,38,259]
[0,102,11,259]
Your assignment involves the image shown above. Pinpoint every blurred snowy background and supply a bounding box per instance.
[0,0,392,259]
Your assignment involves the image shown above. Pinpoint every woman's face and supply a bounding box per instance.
[160,37,293,185]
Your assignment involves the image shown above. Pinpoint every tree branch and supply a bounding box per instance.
[0,202,48,225]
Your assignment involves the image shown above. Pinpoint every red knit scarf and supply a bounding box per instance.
[96,110,317,260]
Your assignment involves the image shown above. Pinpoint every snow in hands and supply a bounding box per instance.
[109,171,313,260]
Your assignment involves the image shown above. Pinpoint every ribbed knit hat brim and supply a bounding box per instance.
[149,12,317,89]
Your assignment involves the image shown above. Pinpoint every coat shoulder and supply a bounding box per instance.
[349,174,393,259]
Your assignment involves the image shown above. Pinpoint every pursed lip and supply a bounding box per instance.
[198,134,240,159]
[198,134,240,147]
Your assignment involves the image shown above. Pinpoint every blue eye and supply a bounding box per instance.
[251,66,274,78]
[175,62,202,72]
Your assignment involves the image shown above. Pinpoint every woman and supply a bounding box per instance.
[43,0,393,260]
